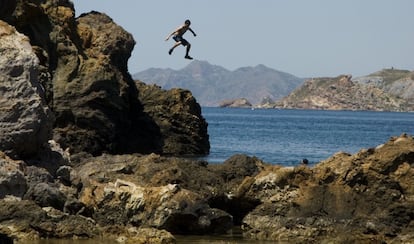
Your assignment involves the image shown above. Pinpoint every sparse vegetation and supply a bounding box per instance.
[368,69,411,85]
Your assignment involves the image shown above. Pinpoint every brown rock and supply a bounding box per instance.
[277,74,409,111]
[136,82,210,155]
[5,0,209,157]
[76,154,233,234]
[241,134,414,242]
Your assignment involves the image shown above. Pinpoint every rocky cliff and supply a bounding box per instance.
[354,69,414,108]
[0,0,208,158]
[275,71,414,111]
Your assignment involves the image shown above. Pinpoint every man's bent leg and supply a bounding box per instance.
[169,42,182,55]
[185,43,191,55]
[185,43,193,59]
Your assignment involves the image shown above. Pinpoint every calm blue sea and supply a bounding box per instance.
[201,107,414,166]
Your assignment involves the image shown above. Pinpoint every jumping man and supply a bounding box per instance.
[165,19,197,60]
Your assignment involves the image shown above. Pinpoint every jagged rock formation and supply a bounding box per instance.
[136,82,209,155]
[1,134,414,242]
[0,21,54,159]
[76,154,233,235]
[276,72,414,111]
[239,134,414,242]
[354,69,414,108]
[0,0,208,157]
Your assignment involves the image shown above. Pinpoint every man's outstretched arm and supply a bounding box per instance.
[189,27,197,37]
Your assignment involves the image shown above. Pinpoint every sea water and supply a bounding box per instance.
[201,107,414,166]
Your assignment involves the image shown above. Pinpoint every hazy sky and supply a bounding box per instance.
[72,0,413,78]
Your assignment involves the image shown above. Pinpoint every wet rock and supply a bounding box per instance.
[126,227,176,244]
[105,226,176,244]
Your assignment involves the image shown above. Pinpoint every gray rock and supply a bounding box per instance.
[0,21,54,159]
[56,165,72,185]
[24,182,67,210]
[0,153,27,198]
[25,166,53,185]
[136,83,210,155]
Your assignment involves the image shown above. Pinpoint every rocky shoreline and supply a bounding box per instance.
[1,0,414,243]
[1,135,414,243]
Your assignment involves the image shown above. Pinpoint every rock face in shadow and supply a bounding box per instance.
[1,0,209,157]
[0,0,16,22]
[136,82,209,155]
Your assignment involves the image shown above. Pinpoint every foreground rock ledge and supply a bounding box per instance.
[0,134,413,242]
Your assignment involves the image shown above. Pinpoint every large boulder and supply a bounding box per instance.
[0,20,54,159]
[51,10,155,155]
[76,154,233,234]
[136,83,210,155]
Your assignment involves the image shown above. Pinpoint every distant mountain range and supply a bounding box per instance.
[133,60,304,106]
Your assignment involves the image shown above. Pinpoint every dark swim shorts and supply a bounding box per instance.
[173,35,189,46]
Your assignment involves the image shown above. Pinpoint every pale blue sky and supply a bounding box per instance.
[72,0,413,78]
